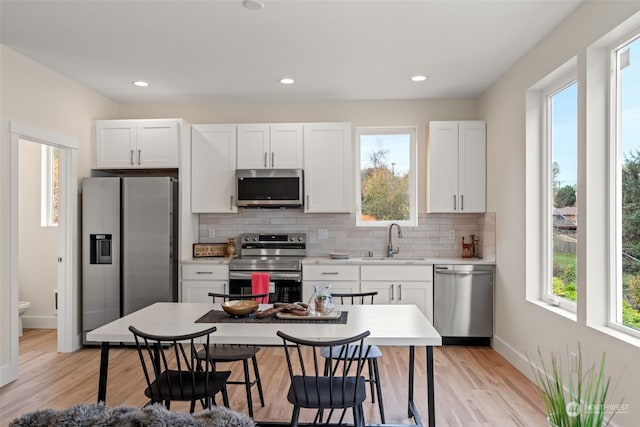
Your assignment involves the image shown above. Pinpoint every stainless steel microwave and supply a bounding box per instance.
[236,169,304,208]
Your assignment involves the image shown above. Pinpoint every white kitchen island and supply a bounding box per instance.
[87,303,442,427]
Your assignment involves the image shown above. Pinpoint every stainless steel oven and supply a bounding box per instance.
[228,233,306,303]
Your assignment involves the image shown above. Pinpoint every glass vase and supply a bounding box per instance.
[308,283,334,314]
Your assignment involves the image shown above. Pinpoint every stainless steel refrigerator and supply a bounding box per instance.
[82,177,178,344]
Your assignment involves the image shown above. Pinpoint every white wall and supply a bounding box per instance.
[479,2,640,426]
[0,45,118,383]
[18,140,58,328]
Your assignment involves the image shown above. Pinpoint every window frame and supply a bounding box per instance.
[525,57,578,316]
[608,29,640,339]
[41,144,58,227]
[354,126,418,228]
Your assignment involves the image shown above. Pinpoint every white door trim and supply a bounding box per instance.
[3,120,79,385]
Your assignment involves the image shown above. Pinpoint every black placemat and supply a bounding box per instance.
[195,309,348,324]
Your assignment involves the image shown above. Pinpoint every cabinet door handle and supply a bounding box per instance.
[306,195,310,210]
[461,194,464,211]
[271,152,275,168]
[398,284,402,302]
[322,272,339,275]
[196,271,213,275]
[130,149,135,165]
[264,152,268,168]
[230,195,234,210]
[138,149,142,165]
[453,195,456,210]
[390,284,394,301]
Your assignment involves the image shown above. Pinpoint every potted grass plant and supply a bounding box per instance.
[530,346,620,427]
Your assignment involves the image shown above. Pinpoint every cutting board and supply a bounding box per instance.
[276,310,342,320]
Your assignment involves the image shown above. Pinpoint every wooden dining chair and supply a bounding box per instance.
[128,324,231,413]
[199,292,268,417]
[323,291,385,423]
[277,329,372,427]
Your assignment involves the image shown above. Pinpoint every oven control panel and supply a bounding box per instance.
[241,233,306,244]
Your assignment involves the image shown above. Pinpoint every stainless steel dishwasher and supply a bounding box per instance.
[434,264,493,345]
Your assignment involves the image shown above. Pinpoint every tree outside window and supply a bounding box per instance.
[549,82,578,304]
[41,145,58,227]
[356,128,416,227]
[615,35,640,332]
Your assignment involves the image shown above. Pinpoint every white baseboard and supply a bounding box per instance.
[492,334,537,382]
[0,362,18,387]
[23,316,57,330]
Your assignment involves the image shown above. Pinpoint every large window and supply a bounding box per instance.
[612,32,640,334]
[547,80,579,308]
[355,127,417,227]
[526,58,578,314]
[41,145,59,227]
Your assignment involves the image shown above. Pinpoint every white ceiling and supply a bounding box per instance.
[0,0,582,104]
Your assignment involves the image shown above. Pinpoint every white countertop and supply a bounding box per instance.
[302,256,495,266]
[181,256,494,265]
[181,257,231,265]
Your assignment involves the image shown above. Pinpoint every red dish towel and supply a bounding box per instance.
[251,272,270,304]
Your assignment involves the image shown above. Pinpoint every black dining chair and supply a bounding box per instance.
[128,324,231,413]
[321,291,385,423]
[277,329,372,427]
[199,292,268,417]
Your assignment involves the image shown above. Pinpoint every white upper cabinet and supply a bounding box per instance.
[303,122,353,213]
[427,121,486,213]
[270,124,304,168]
[236,124,269,169]
[236,123,303,169]
[95,119,179,169]
[191,124,238,213]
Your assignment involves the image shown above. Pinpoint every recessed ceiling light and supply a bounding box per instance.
[242,0,264,10]
[132,81,149,87]
[411,75,427,82]
[280,77,295,85]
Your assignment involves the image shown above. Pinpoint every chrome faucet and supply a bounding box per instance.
[387,222,402,257]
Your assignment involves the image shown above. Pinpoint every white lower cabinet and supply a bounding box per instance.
[182,264,229,303]
[302,264,359,303]
[360,265,433,322]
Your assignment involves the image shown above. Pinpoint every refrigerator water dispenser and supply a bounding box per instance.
[90,234,112,264]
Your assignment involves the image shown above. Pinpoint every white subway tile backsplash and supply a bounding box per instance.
[197,211,495,260]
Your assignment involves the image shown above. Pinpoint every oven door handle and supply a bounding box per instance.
[229,271,302,281]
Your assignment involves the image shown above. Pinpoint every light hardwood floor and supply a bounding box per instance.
[0,329,547,426]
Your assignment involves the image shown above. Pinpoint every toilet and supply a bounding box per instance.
[18,301,31,337]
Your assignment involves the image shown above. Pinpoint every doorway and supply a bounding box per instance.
[18,140,59,341]
[2,121,78,387]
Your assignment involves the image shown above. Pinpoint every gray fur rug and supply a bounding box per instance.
[9,402,255,427]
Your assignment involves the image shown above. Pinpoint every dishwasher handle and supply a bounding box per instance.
[436,269,491,276]
[435,267,492,276]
